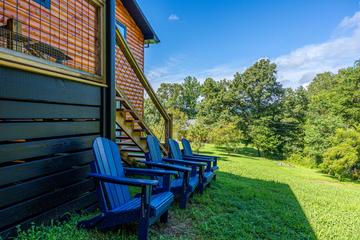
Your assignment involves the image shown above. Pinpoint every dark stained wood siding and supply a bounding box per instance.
[0,67,101,238]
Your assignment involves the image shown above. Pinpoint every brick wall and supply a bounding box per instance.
[115,0,145,115]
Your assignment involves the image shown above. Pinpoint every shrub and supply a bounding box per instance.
[320,128,360,180]
[287,153,316,168]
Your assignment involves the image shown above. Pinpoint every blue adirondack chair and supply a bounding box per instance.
[181,138,219,174]
[169,138,215,192]
[78,137,176,240]
[141,135,206,209]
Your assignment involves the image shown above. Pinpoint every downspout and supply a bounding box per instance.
[105,0,116,140]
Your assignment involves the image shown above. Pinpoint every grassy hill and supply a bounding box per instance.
[16,145,360,240]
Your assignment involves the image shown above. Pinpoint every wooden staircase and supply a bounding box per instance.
[115,88,167,165]
[114,27,172,165]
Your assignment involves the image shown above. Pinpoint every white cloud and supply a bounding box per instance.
[168,14,180,21]
[147,57,244,89]
[148,11,360,89]
[274,11,360,87]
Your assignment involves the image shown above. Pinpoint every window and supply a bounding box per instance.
[33,0,51,9]
[116,21,127,39]
[0,0,102,77]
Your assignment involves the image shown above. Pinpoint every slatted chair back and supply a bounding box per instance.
[92,137,131,211]
[168,138,183,160]
[146,135,163,163]
[181,138,194,156]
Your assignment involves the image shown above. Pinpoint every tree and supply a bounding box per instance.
[250,117,282,157]
[156,76,201,119]
[304,114,344,165]
[157,83,184,110]
[230,59,283,119]
[182,76,201,118]
[186,119,209,152]
[210,121,242,154]
[144,98,165,142]
[197,78,230,125]
[229,59,284,150]
[167,108,188,141]
[280,87,309,156]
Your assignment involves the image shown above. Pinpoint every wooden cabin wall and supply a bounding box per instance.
[0,67,102,238]
[0,0,99,74]
[115,0,145,115]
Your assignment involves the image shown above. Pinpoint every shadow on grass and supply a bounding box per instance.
[211,146,284,161]
[14,171,317,240]
[191,171,317,239]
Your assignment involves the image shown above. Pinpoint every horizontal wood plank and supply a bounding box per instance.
[0,135,98,164]
[0,121,100,141]
[0,192,97,239]
[0,180,95,230]
[0,100,100,119]
[0,165,91,209]
[0,67,101,106]
[0,150,94,187]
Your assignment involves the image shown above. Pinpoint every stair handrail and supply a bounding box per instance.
[115,87,168,155]
[115,28,173,144]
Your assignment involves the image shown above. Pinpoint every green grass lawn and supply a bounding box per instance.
[16,145,360,240]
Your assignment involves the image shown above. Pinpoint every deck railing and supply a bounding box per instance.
[115,28,173,146]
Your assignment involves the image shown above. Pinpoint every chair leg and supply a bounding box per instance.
[179,193,188,209]
[199,181,204,194]
[160,210,169,223]
[138,218,150,240]
[213,174,217,181]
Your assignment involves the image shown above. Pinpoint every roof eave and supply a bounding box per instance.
[122,0,160,44]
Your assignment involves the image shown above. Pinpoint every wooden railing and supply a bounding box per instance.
[115,28,173,145]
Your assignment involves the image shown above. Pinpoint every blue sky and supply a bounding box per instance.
[137,0,360,89]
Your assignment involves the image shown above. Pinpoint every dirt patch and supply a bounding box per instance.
[152,210,196,239]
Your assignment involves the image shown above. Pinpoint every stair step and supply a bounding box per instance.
[127,152,145,158]
[133,128,145,132]
[118,135,130,140]
[117,140,136,146]
[121,146,143,153]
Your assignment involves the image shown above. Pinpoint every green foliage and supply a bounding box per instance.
[209,121,242,154]
[249,118,282,157]
[304,114,344,165]
[197,78,230,125]
[168,107,188,140]
[321,127,360,180]
[230,59,283,119]
[186,119,209,152]
[144,98,165,142]
[182,76,201,118]
[145,59,359,180]
[157,76,201,119]
[279,87,308,156]
[229,59,284,148]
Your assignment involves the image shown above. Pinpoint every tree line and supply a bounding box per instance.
[145,59,360,180]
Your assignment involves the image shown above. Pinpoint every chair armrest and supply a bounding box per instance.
[193,154,218,160]
[182,156,214,163]
[89,173,158,187]
[138,160,192,172]
[163,158,207,167]
[124,167,177,177]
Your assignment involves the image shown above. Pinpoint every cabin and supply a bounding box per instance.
[0,0,172,237]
